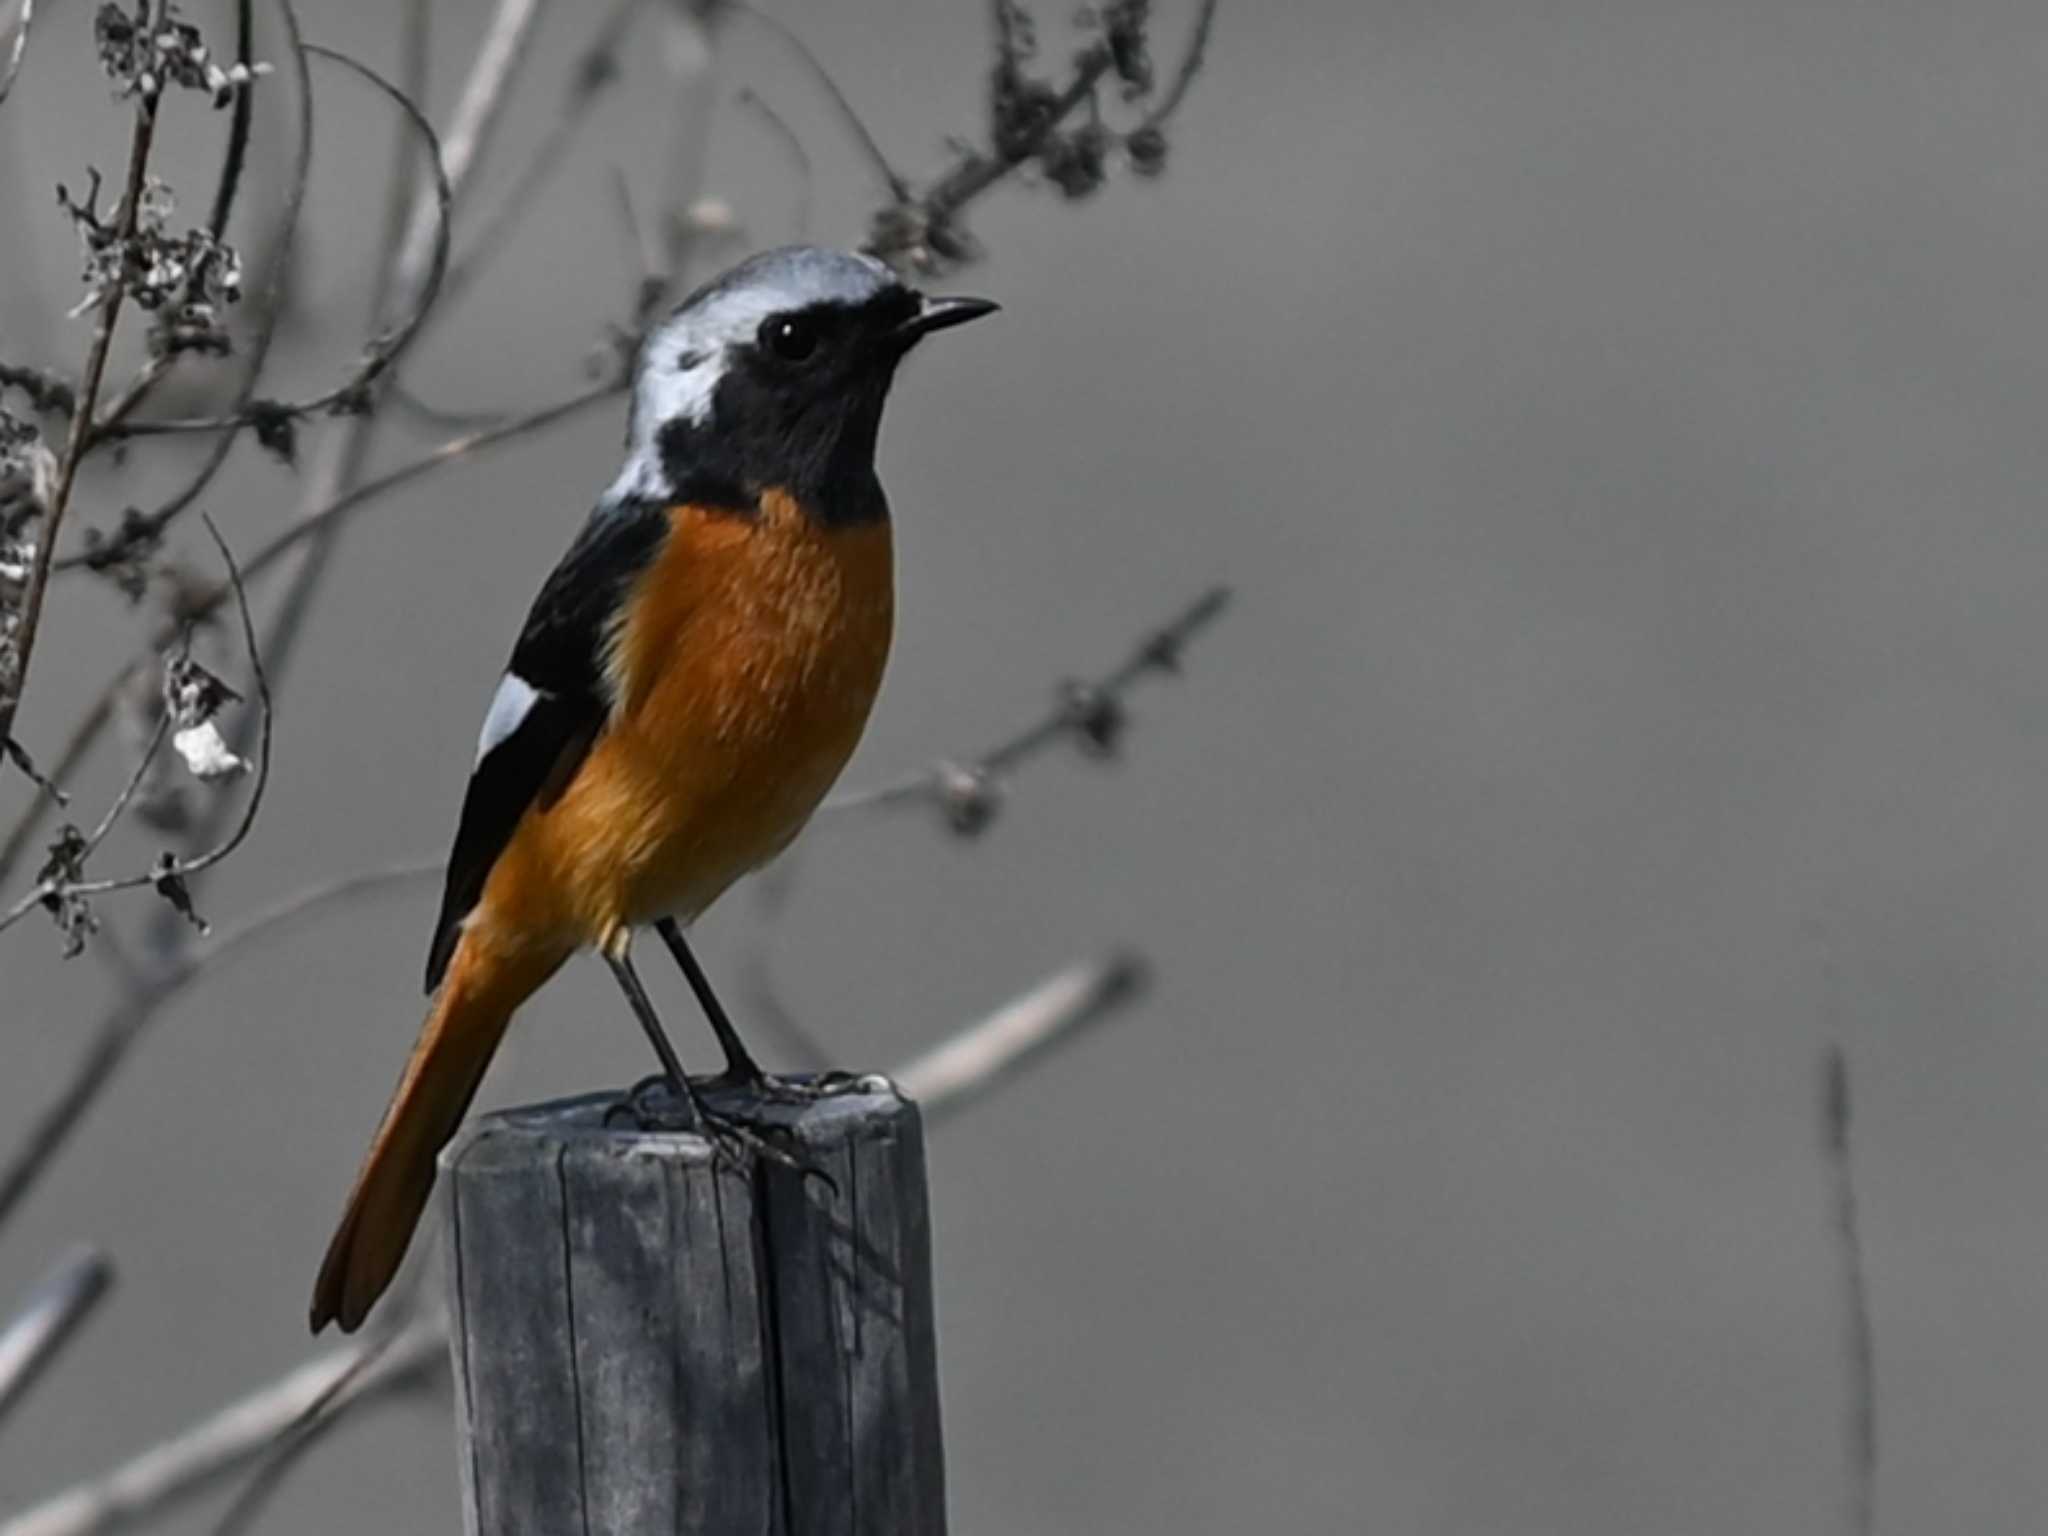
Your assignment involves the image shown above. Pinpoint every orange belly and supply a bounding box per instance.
[472,490,892,956]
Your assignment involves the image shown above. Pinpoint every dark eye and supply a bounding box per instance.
[761,314,820,362]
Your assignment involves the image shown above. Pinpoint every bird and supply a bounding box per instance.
[309,246,996,1334]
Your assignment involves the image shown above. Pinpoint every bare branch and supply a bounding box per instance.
[864,0,1221,270]
[96,39,452,442]
[1821,1044,1877,1536]
[730,2,906,201]
[431,0,646,318]
[76,712,169,862]
[0,1247,114,1429]
[899,951,1150,1122]
[0,0,30,110]
[0,2,169,778]
[204,0,258,240]
[204,1311,441,1536]
[0,381,618,890]
[0,518,271,946]
[0,1312,445,1536]
[827,583,1231,831]
[3,734,65,805]
[1135,0,1219,134]
[0,861,439,1234]
[59,0,313,578]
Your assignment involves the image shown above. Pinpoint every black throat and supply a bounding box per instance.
[654,295,917,528]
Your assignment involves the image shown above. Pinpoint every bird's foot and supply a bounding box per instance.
[607,1072,697,1132]
[606,1073,835,1191]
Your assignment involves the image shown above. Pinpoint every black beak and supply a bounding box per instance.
[892,294,1000,342]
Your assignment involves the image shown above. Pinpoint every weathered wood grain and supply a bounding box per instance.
[441,1082,944,1536]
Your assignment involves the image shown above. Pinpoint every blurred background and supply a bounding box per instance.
[8,0,2048,1530]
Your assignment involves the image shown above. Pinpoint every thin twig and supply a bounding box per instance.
[0,4,169,769]
[3,735,65,805]
[0,518,272,941]
[0,1313,445,1536]
[0,0,30,109]
[366,0,430,327]
[1134,0,1219,133]
[205,0,258,239]
[56,0,314,577]
[730,2,906,199]
[136,0,551,963]
[827,583,1231,830]
[0,1247,114,1429]
[77,713,169,861]
[1821,1044,1877,1536]
[898,951,1150,1122]
[0,381,619,889]
[430,0,646,319]
[0,861,439,1233]
[98,41,453,441]
[204,1311,438,1536]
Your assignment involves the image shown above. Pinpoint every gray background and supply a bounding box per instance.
[7,1,2048,1530]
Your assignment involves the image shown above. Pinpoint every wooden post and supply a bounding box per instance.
[440,1082,945,1536]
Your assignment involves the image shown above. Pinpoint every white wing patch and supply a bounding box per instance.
[475,672,539,763]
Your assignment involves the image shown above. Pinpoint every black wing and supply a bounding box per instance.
[423,501,669,991]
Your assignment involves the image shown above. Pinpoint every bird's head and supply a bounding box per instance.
[613,245,997,521]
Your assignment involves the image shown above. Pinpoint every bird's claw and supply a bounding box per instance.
[605,1073,836,1194]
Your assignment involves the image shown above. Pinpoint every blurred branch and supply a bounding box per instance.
[0,1,169,785]
[0,1312,445,1536]
[730,3,906,201]
[96,41,452,443]
[3,735,64,805]
[0,1247,114,1430]
[827,583,1231,832]
[1821,1044,1877,1536]
[898,951,1149,1123]
[0,0,30,110]
[0,861,439,1233]
[430,0,647,319]
[204,1310,441,1536]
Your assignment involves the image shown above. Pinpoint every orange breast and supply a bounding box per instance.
[474,489,892,954]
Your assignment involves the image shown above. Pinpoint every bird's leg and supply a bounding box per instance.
[602,943,812,1177]
[654,916,862,1101]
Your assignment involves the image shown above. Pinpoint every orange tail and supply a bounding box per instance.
[310,932,563,1333]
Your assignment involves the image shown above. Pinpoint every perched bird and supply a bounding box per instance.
[310,246,995,1333]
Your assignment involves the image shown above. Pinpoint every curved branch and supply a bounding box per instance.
[59,0,315,577]
[0,519,271,943]
[0,0,31,110]
[97,41,451,442]
[0,380,620,889]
